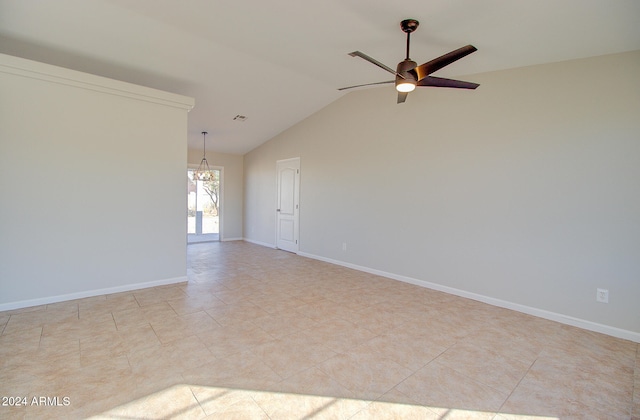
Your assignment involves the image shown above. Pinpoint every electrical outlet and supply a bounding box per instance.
[342,242,347,252]
[596,288,609,303]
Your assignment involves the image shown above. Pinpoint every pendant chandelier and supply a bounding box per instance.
[193,131,215,181]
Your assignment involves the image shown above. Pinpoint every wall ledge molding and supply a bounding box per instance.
[0,53,194,110]
[296,250,640,343]
[0,276,187,312]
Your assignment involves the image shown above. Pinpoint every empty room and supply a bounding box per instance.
[1,1,639,418]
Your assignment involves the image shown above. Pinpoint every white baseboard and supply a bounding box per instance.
[0,276,187,312]
[221,237,244,242]
[243,238,277,249]
[297,251,640,343]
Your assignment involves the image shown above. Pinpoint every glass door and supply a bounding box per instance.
[187,169,220,242]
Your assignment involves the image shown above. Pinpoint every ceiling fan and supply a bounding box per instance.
[339,19,479,103]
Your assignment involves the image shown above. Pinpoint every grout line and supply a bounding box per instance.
[495,356,539,415]
[188,385,207,417]
[148,322,162,344]
[38,325,44,348]
[111,312,119,331]
[0,315,8,335]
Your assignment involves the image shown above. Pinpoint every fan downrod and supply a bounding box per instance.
[400,19,419,34]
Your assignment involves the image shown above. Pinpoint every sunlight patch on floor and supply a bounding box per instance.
[88,384,559,419]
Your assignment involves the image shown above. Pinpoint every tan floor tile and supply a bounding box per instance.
[502,357,633,418]
[251,332,337,379]
[197,322,275,358]
[116,322,162,353]
[0,305,46,315]
[0,340,80,383]
[167,292,224,315]
[350,399,438,419]
[2,307,77,335]
[132,285,188,307]
[0,326,42,358]
[394,361,507,414]
[250,310,319,338]
[19,360,108,414]
[540,327,637,378]
[317,352,414,400]
[78,293,139,317]
[462,327,544,366]
[150,310,219,344]
[252,388,368,420]
[128,335,212,379]
[248,294,308,314]
[376,387,497,420]
[41,316,116,340]
[206,302,271,327]
[38,334,80,359]
[96,384,205,419]
[190,385,260,418]
[499,370,627,419]
[182,349,282,389]
[353,329,453,371]
[307,318,378,353]
[434,341,532,394]
[296,299,343,321]
[180,281,224,297]
[556,324,637,359]
[105,291,136,301]
[0,362,39,397]
[210,288,254,305]
[112,301,177,328]
[200,400,268,419]
[277,366,356,400]
[401,310,473,341]
[45,300,80,311]
[79,330,126,366]
[350,306,413,335]
[190,385,269,419]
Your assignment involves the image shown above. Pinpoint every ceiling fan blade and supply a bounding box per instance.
[397,91,408,104]
[338,80,394,91]
[348,51,398,76]
[414,45,477,81]
[417,76,479,89]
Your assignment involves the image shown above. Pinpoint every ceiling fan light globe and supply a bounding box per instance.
[396,82,416,93]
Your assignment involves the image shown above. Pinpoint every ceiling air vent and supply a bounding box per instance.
[233,115,247,122]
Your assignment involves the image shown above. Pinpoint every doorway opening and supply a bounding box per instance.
[187,168,221,243]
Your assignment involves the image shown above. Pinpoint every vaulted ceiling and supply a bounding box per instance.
[1,0,639,154]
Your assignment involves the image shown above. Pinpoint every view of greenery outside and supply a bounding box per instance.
[187,169,220,234]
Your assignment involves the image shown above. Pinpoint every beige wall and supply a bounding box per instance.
[0,54,194,308]
[187,149,244,240]
[244,51,640,339]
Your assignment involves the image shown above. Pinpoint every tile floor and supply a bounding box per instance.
[0,241,638,419]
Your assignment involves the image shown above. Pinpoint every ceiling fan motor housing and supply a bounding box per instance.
[395,59,418,88]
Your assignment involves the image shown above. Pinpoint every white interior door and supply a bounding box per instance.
[276,158,300,253]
